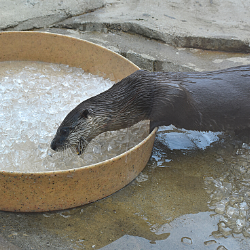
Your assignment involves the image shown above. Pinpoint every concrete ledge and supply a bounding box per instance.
[51,0,250,53]
[40,28,250,73]
[1,1,250,53]
[53,18,250,53]
[0,0,105,30]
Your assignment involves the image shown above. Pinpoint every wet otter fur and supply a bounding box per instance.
[51,65,250,155]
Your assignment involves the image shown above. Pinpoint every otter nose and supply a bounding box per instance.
[50,139,57,151]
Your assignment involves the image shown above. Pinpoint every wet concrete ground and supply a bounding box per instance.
[1,1,250,249]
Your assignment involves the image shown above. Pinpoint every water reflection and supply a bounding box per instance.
[101,212,249,250]
[156,125,221,150]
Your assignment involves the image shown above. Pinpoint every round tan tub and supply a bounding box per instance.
[0,31,157,212]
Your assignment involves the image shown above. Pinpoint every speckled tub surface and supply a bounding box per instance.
[0,31,157,212]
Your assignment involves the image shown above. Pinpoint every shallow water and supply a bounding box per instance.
[1,126,250,249]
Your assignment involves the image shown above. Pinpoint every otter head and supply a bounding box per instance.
[51,107,103,155]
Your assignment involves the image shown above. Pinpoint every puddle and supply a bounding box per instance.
[0,126,250,249]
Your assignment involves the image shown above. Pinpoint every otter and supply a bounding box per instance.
[51,65,250,155]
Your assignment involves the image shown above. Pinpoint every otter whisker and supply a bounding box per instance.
[76,137,89,155]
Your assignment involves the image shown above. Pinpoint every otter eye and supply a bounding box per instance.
[60,127,69,136]
[81,109,89,119]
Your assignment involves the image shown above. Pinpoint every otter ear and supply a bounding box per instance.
[81,109,89,119]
